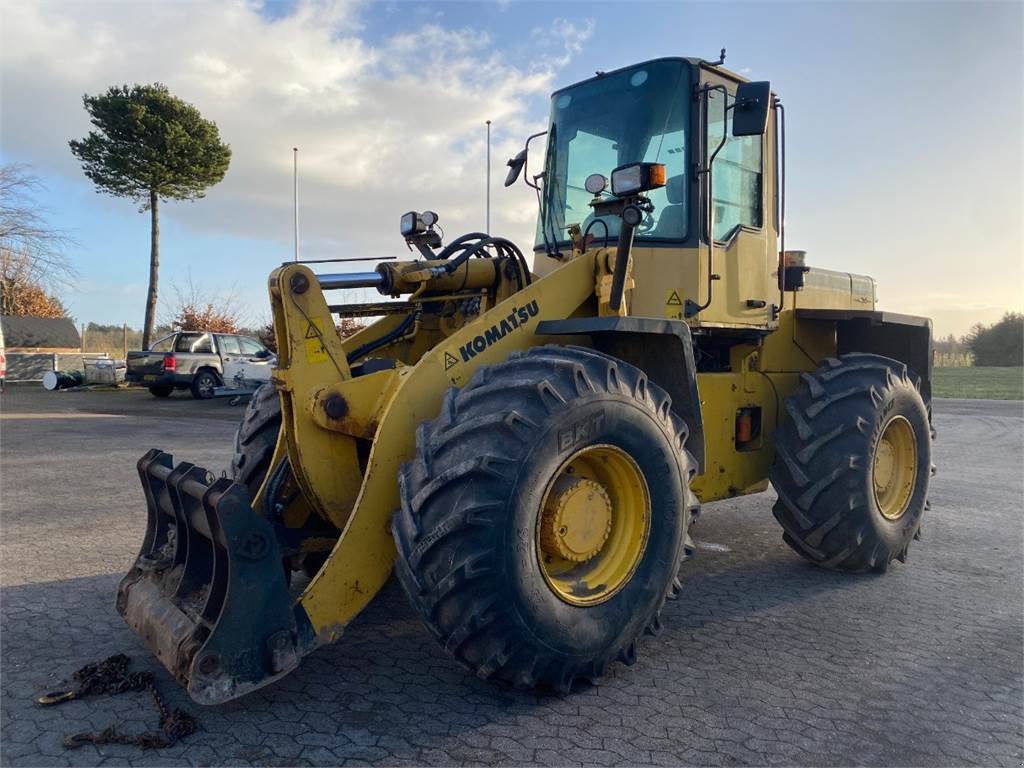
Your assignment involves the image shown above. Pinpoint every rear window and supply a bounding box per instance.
[175,333,214,354]
[150,336,174,353]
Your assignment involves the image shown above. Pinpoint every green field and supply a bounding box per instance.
[932,366,1024,400]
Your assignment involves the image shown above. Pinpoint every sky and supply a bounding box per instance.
[1,0,1021,338]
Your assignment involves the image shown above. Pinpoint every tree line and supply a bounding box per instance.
[933,314,1023,367]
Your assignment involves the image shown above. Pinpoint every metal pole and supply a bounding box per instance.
[293,147,299,262]
[485,120,491,235]
[123,322,128,359]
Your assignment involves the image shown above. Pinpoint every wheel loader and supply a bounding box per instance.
[117,56,933,705]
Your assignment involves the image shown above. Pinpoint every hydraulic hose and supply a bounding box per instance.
[436,232,490,260]
[439,235,532,286]
[346,312,417,364]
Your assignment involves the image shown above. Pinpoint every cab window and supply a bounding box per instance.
[150,335,174,353]
[708,88,763,240]
[538,60,691,249]
[175,333,213,354]
[239,337,266,356]
[219,336,241,355]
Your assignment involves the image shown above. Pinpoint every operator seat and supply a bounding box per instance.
[649,174,686,238]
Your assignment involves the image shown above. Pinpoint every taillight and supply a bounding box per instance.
[163,355,176,372]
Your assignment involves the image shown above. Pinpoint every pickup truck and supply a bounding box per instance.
[126,331,275,399]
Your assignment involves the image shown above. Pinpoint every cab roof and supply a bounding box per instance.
[550,56,749,98]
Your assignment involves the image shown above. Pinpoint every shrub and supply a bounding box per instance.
[965,313,1023,367]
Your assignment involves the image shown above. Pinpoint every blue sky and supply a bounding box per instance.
[2,0,1021,337]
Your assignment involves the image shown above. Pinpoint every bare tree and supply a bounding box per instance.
[0,164,76,293]
[163,274,247,335]
[0,250,68,317]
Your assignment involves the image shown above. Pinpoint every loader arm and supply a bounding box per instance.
[281,253,600,638]
[118,249,606,704]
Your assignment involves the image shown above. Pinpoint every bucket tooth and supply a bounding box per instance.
[117,450,314,705]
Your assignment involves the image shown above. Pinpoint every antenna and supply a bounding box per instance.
[485,120,492,235]
[293,147,299,262]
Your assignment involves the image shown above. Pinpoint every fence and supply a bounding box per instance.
[79,323,144,359]
[934,352,973,368]
[5,352,111,381]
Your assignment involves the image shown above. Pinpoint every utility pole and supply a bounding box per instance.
[293,147,299,262]
[485,120,491,235]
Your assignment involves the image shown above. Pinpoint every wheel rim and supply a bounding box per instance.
[536,444,650,606]
[872,416,918,520]
[198,374,215,397]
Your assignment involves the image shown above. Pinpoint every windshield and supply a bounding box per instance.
[536,60,691,251]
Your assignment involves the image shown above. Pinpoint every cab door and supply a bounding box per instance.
[216,335,243,384]
[695,68,777,329]
[237,337,275,382]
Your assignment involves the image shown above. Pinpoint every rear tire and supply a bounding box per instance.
[230,382,282,501]
[190,369,220,400]
[770,353,932,572]
[392,346,699,691]
[148,385,173,398]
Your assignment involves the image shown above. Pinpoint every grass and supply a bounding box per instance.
[81,328,144,358]
[932,366,1023,400]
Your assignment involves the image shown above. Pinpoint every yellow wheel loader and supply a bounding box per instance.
[117,56,934,705]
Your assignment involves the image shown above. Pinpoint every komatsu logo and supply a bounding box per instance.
[457,300,539,364]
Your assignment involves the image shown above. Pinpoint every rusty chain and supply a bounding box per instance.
[36,654,197,750]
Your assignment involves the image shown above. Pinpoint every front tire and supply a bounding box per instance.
[230,382,281,501]
[392,346,699,691]
[770,353,932,572]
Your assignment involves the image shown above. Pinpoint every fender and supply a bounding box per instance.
[795,309,933,401]
[535,316,705,473]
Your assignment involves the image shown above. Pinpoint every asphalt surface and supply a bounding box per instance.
[1,384,1021,767]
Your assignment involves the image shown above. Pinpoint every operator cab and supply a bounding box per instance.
[513,56,778,329]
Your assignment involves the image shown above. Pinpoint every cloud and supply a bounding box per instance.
[531,17,595,68]
[0,1,594,262]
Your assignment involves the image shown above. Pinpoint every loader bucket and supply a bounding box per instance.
[116,449,314,705]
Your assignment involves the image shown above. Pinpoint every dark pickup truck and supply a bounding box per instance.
[126,331,274,399]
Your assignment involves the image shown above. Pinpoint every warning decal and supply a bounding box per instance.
[664,289,684,320]
[303,317,329,364]
[443,351,459,371]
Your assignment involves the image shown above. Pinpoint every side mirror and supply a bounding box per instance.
[504,149,527,187]
[732,81,771,137]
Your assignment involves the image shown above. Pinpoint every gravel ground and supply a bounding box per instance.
[1,384,1021,767]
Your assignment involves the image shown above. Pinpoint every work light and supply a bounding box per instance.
[610,162,666,197]
[400,210,439,236]
[400,212,424,236]
[584,173,608,195]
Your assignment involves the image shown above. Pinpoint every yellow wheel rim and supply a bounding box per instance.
[536,444,650,606]
[872,416,918,520]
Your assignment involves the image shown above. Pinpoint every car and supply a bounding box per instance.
[125,331,275,399]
